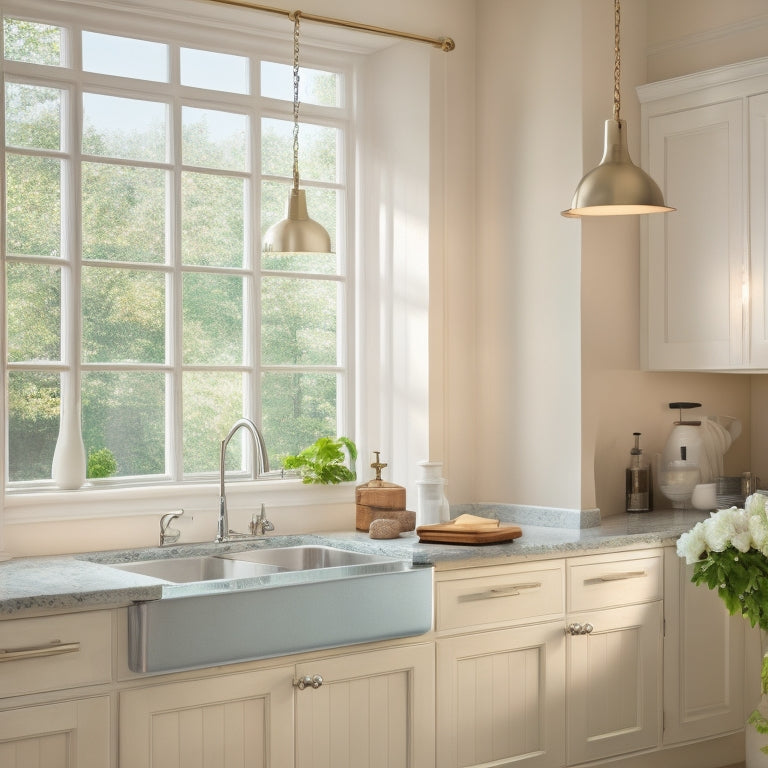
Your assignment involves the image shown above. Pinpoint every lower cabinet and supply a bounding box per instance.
[566,550,664,765]
[435,621,566,768]
[566,601,663,764]
[663,547,746,744]
[119,643,434,768]
[0,696,111,768]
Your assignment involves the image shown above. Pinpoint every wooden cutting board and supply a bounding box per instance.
[416,523,522,545]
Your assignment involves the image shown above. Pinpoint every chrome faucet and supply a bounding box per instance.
[216,418,273,543]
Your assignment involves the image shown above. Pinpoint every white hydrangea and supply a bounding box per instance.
[677,522,707,564]
[677,494,768,562]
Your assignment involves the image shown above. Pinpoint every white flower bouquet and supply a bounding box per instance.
[677,493,768,751]
[677,493,768,630]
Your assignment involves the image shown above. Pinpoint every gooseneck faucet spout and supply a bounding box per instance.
[217,418,271,543]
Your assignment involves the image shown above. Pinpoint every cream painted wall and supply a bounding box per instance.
[646,0,768,82]
[474,0,583,510]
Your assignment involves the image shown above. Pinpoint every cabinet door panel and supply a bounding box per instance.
[567,602,662,764]
[645,100,744,370]
[0,696,110,768]
[750,92,768,367]
[436,622,565,768]
[295,644,434,768]
[663,549,745,744]
[119,667,293,768]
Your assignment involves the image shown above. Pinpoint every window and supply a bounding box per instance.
[3,10,351,489]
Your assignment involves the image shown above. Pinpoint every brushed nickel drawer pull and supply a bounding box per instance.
[589,570,647,583]
[461,582,543,601]
[0,640,80,662]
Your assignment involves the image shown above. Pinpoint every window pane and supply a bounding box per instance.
[82,371,165,477]
[82,163,166,263]
[182,107,247,171]
[82,267,165,363]
[7,262,60,362]
[261,62,339,107]
[261,181,338,263]
[83,93,168,162]
[4,18,62,66]
[183,371,244,474]
[8,370,59,482]
[181,48,248,94]
[6,154,61,258]
[83,31,168,81]
[182,172,244,267]
[262,276,338,366]
[261,118,337,183]
[183,273,243,365]
[262,371,337,463]
[5,83,62,151]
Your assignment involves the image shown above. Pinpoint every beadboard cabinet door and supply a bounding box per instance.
[119,666,294,768]
[750,92,768,367]
[0,696,111,768]
[435,622,566,768]
[294,643,435,768]
[643,99,744,371]
[567,602,663,764]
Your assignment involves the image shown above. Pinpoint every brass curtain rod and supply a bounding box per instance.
[203,0,455,51]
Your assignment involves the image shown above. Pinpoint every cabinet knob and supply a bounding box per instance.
[294,674,323,690]
[567,622,594,635]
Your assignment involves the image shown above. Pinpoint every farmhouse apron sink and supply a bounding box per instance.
[106,545,433,673]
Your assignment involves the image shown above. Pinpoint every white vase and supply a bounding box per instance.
[747,633,768,768]
[747,697,768,768]
[51,397,86,490]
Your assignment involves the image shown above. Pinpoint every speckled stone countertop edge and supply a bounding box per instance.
[0,509,707,618]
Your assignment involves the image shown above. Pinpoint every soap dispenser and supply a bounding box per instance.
[626,432,652,513]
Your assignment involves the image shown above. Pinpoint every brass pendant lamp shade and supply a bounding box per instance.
[262,13,333,253]
[562,0,674,218]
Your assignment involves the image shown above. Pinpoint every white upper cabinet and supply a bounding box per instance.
[640,57,768,370]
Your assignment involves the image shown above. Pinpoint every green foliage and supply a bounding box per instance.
[282,436,357,484]
[691,547,768,631]
[87,448,118,479]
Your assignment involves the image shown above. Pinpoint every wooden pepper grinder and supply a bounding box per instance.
[355,452,415,532]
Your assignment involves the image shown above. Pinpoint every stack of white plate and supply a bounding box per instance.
[715,476,745,508]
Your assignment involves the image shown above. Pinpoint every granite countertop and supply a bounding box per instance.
[0,508,708,618]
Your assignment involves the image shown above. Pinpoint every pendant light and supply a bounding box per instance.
[562,0,674,217]
[263,12,332,253]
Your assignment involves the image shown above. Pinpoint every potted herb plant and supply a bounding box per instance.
[282,436,357,484]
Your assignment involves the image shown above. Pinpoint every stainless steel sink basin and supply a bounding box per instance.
[108,545,403,584]
[111,555,281,582]
[105,543,433,673]
[220,545,402,572]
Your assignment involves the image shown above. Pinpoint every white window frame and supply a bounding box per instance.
[0,0,362,521]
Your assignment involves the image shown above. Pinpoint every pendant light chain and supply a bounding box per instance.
[613,0,621,122]
[291,11,301,192]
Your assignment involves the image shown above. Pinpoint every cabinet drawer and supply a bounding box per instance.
[436,562,564,632]
[0,611,112,699]
[568,551,662,612]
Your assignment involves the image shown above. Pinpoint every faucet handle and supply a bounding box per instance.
[160,509,184,546]
[249,503,274,535]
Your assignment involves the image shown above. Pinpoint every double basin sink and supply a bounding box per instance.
[102,544,433,673]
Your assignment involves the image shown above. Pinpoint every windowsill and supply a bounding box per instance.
[4,478,356,524]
